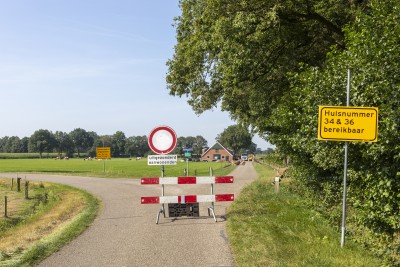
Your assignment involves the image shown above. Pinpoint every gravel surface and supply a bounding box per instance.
[0,162,258,267]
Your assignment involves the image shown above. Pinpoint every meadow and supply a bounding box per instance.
[0,157,235,178]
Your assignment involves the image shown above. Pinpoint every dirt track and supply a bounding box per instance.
[0,162,258,267]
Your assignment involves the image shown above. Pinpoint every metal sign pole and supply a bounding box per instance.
[341,69,351,247]
[156,165,165,224]
[208,167,216,222]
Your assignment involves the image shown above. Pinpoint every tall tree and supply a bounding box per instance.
[54,131,74,158]
[125,135,149,157]
[111,131,126,157]
[194,135,207,156]
[5,136,22,153]
[216,124,252,155]
[167,0,367,134]
[69,128,94,158]
[29,129,56,158]
[20,137,29,153]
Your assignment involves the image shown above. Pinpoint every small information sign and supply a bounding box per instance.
[318,106,378,142]
[96,147,111,159]
[148,154,177,165]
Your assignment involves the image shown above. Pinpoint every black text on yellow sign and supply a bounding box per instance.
[96,147,111,159]
[318,106,378,142]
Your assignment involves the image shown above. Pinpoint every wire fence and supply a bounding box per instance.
[1,178,33,218]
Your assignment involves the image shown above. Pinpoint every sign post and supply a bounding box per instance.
[342,70,351,248]
[318,70,378,247]
[147,126,178,223]
[96,147,111,173]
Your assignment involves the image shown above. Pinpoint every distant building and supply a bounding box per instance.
[201,142,234,162]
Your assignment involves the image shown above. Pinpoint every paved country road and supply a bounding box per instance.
[0,162,258,267]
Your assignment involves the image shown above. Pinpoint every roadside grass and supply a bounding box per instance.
[226,162,382,267]
[0,158,235,178]
[0,178,99,266]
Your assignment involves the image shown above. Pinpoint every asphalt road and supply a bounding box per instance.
[0,162,258,267]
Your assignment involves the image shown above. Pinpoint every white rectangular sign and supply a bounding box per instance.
[147,154,177,165]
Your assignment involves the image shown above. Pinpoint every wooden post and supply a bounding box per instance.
[25,181,29,199]
[274,176,280,193]
[11,178,14,190]
[17,177,21,192]
[4,196,7,218]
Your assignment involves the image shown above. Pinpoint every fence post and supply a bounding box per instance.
[4,196,7,218]
[274,176,280,193]
[11,178,14,190]
[25,181,29,199]
[17,177,21,192]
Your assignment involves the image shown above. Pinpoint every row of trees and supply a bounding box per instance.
[0,129,150,158]
[168,0,400,264]
[0,126,258,158]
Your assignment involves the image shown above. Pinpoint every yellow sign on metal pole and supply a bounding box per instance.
[96,147,111,159]
[318,106,378,142]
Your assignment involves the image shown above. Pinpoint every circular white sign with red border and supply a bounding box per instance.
[148,126,177,155]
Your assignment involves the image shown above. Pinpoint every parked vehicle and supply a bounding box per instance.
[241,153,248,161]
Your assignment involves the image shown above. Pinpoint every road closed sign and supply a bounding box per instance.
[148,126,177,155]
[318,106,378,142]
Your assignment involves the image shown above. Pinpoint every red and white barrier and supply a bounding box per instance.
[141,176,233,185]
[141,175,234,223]
[141,194,234,204]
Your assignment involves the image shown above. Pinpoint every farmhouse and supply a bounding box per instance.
[201,142,234,162]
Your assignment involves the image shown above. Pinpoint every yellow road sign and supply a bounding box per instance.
[318,106,378,142]
[96,147,111,159]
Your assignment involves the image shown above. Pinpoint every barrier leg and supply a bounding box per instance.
[208,176,217,222]
[156,206,164,224]
[208,206,217,222]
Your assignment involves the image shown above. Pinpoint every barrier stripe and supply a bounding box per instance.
[141,176,234,185]
[141,194,234,204]
[140,177,159,184]
[178,176,196,184]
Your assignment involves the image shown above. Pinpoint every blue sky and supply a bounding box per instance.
[0,0,272,149]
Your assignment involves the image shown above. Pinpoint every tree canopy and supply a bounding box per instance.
[216,124,253,154]
[29,129,56,158]
[167,0,368,132]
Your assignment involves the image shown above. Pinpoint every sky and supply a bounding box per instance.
[0,0,272,150]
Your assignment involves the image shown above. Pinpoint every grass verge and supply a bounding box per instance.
[0,178,99,266]
[226,162,382,266]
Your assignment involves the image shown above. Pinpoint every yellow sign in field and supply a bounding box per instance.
[96,147,111,159]
[318,106,378,142]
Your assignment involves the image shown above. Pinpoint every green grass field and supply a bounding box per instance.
[0,158,235,178]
